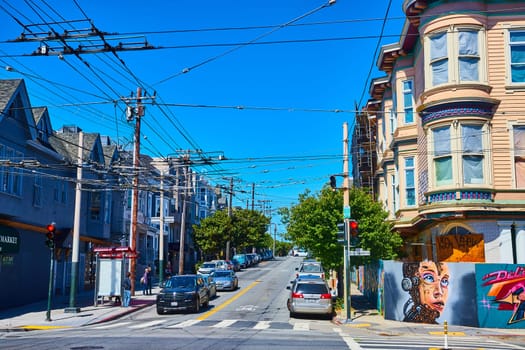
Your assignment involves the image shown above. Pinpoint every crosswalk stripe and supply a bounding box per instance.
[253,321,271,330]
[212,319,237,328]
[92,321,131,329]
[129,320,165,329]
[293,322,309,331]
[167,319,201,328]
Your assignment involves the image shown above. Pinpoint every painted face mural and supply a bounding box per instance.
[402,260,449,324]
[418,261,450,314]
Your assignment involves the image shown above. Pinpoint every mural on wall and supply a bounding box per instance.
[477,264,525,328]
[383,260,478,327]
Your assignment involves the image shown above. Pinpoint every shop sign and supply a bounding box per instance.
[0,226,20,254]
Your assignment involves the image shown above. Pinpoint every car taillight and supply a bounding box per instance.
[320,293,332,299]
[292,292,303,299]
[321,273,325,279]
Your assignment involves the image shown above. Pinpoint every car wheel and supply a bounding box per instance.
[156,306,164,315]
[193,296,200,313]
[203,296,209,308]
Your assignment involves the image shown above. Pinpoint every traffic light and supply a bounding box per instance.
[336,222,346,243]
[349,220,358,237]
[329,176,337,190]
[45,222,56,249]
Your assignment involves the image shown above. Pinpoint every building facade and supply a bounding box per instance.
[355,0,525,264]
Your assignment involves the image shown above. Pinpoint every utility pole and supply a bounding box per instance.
[178,162,189,275]
[226,177,234,260]
[342,122,352,322]
[128,87,144,295]
[65,131,83,313]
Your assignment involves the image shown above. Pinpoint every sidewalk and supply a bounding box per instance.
[0,287,158,331]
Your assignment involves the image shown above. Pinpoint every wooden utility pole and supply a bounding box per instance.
[129,87,144,295]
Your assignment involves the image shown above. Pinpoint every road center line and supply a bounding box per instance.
[197,280,261,321]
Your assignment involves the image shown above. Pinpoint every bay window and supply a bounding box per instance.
[430,121,488,189]
[427,26,485,89]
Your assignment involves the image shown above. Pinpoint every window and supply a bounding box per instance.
[90,192,101,220]
[462,124,484,184]
[33,174,42,207]
[405,157,416,206]
[427,27,483,88]
[402,80,414,124]
[430,121,488,188]
[0,145,23,196]
[513,125,525,187]
[433,126,453,186]
[389,108,397,135]
[391,174,399,213]
[54,180,67,204]
[509,30,525,84]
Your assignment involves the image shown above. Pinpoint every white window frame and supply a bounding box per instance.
[404,157,416,207]
[428,120,490,190]
[425,25,486,90]
[402,79,414,124]
[506,28,525,86]
[512,124,525,188]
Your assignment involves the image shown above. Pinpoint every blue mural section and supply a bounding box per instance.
[476,264,525,328]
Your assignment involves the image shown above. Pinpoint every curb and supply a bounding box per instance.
[86,300,156,326]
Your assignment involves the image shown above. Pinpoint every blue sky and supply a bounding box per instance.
[0,0,405,233]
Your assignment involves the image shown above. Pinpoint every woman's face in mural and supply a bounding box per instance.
[418,261,449,313]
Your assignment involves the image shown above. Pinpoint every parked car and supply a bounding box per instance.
[213,270,238,291]
[156,275,209,314]
[232,254,248,269]
[227,259,240,271]
[293,248,309,257]
[198,261,219,275]
[201,273,217,299]
[295,260,325,279]
[211,259,228,270]
[286,276,334,319]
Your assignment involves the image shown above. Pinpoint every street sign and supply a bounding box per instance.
[349,248,370,256]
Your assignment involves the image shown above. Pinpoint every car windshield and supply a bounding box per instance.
[301,264,322,273]
[214,271,231,277]
[166,277,195,289]
[202,263,215,268]
[296,283,328,294]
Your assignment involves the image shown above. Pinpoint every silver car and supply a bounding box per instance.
[286,277,334,319]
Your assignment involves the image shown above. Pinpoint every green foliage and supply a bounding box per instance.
[192,208,270,259]
[282,185,403,270]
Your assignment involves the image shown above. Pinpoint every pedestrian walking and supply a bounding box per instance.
[141,267,149,295]
[122,272,132,307]
[147,265,153,295]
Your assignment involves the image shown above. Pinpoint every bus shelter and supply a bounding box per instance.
[93,246,136,306]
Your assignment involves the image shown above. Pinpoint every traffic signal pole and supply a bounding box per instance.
[342,122,353,322]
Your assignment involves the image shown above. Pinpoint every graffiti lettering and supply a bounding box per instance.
[482,266,525,286]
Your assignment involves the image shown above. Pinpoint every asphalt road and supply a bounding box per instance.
[1,257,524,350]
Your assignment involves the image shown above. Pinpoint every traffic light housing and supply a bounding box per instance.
[45,223,56,249]
[329,176,337,190]
[336,222,346,243]
[349,220,358,237]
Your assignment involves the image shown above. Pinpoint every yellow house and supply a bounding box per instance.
[353,0,525,264]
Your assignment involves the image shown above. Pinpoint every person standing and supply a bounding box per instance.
[142,267,149,295]
[122,272,132,307]
[147,265,153,295]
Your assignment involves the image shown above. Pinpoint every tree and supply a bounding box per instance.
[192,208,270,260]
[280,185,402,270]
